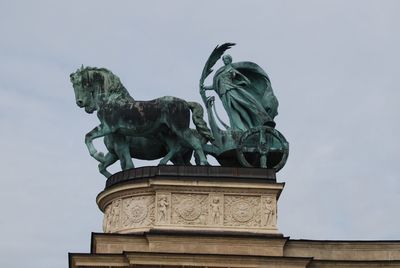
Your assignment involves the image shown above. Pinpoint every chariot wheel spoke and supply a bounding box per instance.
[241,146,258,153]
[259,129,266,144]
[260,154,267,168]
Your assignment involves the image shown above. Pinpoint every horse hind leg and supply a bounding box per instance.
[165,114,208,165]
[171,148,193,166]
[114,135,135,170]
[180,129,209,166]
[117,146,134,170]
[159,143,181,165]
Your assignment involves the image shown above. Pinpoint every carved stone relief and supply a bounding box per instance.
[102,190,279,233]
[171,194,208,225]
[103,196,154,233]
[102,204,112,232]
[156,193,171,224]
[103,198,122,233]
[261,195,277,228]
[224,195,261,227]
[208,194,223,225]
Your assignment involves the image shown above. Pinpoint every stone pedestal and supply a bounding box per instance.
[96,166,284,235]
[69,166,400,268]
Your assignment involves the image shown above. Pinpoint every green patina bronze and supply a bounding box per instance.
[70,43,289,178]
[200,52,278,130]
[199,43,288,169]
[70,66,212,177]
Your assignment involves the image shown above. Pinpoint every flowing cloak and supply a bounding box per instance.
[212,61,278,131]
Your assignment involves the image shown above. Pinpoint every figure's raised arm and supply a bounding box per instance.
[200,43,235,105]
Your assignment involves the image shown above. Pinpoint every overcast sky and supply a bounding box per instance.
[1,0,400,267]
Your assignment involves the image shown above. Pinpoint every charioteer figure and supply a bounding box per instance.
[201,53,278,130]
[199,43,288,170]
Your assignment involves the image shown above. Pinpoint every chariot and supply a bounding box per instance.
[199,43,289,171]
[201,97,289,171]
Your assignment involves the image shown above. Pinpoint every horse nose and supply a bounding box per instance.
[76,100,84,107]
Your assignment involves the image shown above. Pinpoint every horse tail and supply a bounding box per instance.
[187,101,214,142]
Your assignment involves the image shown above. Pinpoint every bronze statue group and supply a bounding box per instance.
[71,43,288,178]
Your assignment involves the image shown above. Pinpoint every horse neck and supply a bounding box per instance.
[98,85,134,107]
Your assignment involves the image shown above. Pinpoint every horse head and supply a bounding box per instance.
[70,66,127,114]
[70,66,107,113]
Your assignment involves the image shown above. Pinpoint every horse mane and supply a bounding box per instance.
[82,66,132,99]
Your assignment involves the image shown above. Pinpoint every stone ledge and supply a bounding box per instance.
[91,232,288,256]
[105,166,277,189]
[69,251,312,268]
[285,240,400,261]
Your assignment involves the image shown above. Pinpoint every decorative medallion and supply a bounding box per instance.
[176,196,202,221]
[130,203,148,223]
[118,196,154,229]
[231,200,254,222]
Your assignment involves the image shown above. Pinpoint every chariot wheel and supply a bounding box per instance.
[236,126,289,171]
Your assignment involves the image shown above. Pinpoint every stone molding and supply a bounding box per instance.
[70,234,400,268]
[104,165,276,188]
[69,251,313,268]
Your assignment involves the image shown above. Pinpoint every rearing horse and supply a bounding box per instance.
[70,66,212,170]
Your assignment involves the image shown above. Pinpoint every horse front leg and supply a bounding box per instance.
[113,135,134,170]
[98,152,118,178]
[85,125,111,162]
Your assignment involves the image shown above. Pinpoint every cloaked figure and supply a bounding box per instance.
[202,54,278,131]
